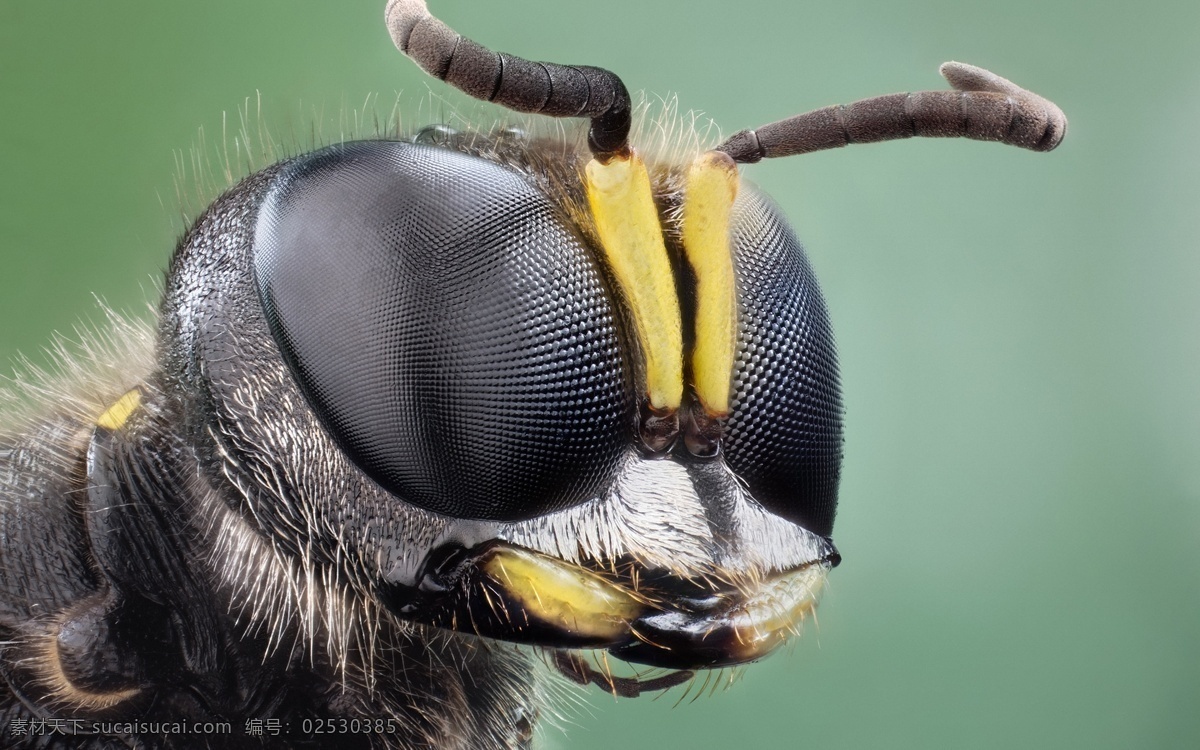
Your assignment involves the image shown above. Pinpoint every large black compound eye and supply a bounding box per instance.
[252,141,632,521]
[723,187,843,538]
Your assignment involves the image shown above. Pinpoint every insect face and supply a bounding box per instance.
[177,133,841,672]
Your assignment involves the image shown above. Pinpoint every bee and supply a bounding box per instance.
[0,0,1064,747]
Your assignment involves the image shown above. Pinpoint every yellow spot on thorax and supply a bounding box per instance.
[96,389,142,431]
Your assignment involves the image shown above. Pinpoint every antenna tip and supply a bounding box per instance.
[939,61,1023,97]
[385,0,431,52]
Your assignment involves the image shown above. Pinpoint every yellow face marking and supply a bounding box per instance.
[681,151,740,417]
[95,389,142,431]
[585,154,684,412]
[481,546,645,642]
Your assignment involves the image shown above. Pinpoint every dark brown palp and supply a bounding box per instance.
[551,650,694,698]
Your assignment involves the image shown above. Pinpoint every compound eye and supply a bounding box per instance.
[252,141,631,521]
[723,188,843,537]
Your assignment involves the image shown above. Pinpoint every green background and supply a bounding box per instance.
[2,1,1197,747]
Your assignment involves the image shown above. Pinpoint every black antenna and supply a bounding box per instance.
[717,62,1066,163]
[385,0,632,159]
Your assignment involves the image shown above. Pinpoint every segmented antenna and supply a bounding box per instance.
[385,0,632,158]
[717,62,1067,163]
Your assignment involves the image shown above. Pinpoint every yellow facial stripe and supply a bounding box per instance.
[95,389,142,431]
[585,154,684,412]
[481,546,644,642]
[681,151,739,417]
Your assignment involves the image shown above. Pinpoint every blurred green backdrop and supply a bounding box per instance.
[2,1,1197,748]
